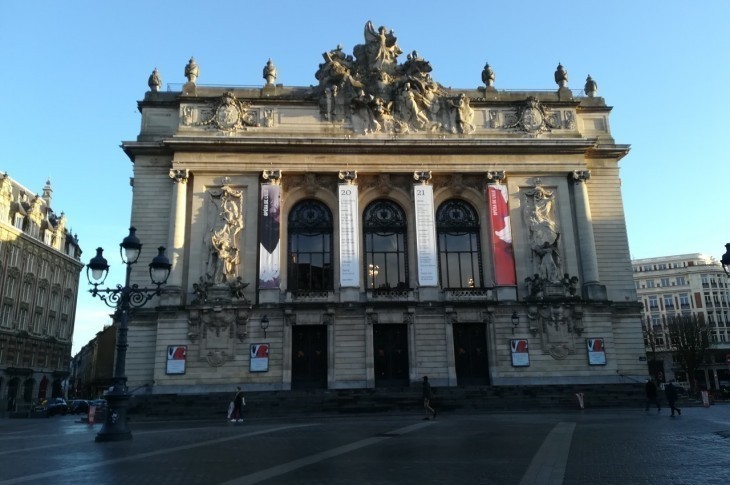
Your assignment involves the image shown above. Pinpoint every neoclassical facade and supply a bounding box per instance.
[0,174,83,412]
[122,22,645,394]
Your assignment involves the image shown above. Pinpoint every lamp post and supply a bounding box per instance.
[721,243,730,277]
[87,227,171,442]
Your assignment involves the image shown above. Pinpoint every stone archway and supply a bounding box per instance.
[38,375,49,401]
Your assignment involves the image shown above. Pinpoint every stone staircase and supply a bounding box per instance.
[127,383,651,421]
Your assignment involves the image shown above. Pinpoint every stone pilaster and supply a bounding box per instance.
[570,170,606,300]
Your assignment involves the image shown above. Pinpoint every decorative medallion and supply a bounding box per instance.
[200,92,259,132]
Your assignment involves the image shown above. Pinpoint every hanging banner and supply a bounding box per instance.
[258,183,281,289]
[166,345,187,375]
[339,184,360,287]
[510,339,530,367]
[414,184,438,286]
[586,338,607,365]
[488,184,516,285]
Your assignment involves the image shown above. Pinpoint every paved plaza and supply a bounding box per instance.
[1,404,729,484]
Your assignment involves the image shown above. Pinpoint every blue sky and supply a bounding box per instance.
[1,1,728,353]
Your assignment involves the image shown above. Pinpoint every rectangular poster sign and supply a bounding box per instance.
[258,183,281,289]
[488,184,516,285]
[250,343,270,372]
[338,184,360,287]
[414,184,438,287]
[587,338,607,365]
[166,345,187,375]
[510,339,530,367]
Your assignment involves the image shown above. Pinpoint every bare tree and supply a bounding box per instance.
[667,314,710,393]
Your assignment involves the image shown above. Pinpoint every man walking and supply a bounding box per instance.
[422,376,436,420]
[231,386,245,423]
[645,378,661,413]
[665,381,682,417]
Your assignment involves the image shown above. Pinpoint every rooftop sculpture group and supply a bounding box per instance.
[314,21,474,135]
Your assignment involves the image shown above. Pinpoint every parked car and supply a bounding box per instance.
[45,397,68,416]
[69,399,90,415]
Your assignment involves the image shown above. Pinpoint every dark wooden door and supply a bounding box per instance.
[373,324,409,387]
[291,325,328,390]
[453,323,489,385]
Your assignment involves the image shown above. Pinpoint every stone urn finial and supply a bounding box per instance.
[185,57,199,84]
[148,68,162,92]
[263,58,277,86]
[482,62,495,89]
[554,62,568,88]
[584,75,597,97]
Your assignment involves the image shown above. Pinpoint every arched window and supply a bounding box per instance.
[363,200,408,290]
[436,199,483,289]
[287,200,333,292]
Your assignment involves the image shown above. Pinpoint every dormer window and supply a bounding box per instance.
[14,213,24,229]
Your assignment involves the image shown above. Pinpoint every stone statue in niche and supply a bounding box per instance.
[207,185,244,285]
[522,184,562,283]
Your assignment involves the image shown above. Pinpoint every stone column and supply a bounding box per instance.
[570,171,606,300]
[167,169,189,290]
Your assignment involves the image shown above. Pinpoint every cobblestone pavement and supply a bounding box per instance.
[1,404,729,484]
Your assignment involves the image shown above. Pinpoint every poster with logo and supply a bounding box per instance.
[510,339,530,367]
[586,338,607,365]
[166,345,187,375]
[250,343,270,372]
[258,183,281,289]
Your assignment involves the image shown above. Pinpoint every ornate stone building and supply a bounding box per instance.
[121,22,644,394]
[0,173,83,413]
[633,253,730,389]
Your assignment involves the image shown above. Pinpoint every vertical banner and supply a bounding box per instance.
[586,338,607,365]
[510,339,530,367]
[166,345,187,374]
[258,184,281,289]
[339,184,360,287]
[414,184,438,286]
[488,184,516,285]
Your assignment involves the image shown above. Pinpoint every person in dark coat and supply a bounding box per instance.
[665,381,681,417]
[231,386,245,423]
[645,378,661,413]
[422,376,436,420]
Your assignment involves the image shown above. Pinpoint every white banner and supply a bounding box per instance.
[338,184,360,287]
[414,184,438,287]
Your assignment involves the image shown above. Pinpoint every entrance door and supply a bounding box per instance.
[291,325,328,390]
[453,323,489,385]
[373,324,409,387]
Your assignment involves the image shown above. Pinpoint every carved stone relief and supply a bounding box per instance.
[522,182,562,284]
[188,306,251,367]
[527,304,583,360]
[205,184,245,285]
[181,92,260,133]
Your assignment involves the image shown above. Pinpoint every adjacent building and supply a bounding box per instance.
[118,21,645,395]
[0,173,83,413]
[633,253,730,389]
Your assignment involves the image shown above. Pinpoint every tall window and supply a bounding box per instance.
[363,199,408,290]
[287,200,333,292]
[436,199,483,289]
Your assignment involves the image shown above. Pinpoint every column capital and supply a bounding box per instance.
[571,170,591,183]
[169,169,189,184]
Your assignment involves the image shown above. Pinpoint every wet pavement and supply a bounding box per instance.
[1,404,729,484]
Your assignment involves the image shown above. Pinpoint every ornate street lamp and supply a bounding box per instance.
[721,243,730,277]
[87,227,171,442]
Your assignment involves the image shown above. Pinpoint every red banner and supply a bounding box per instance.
[488,184,516,285]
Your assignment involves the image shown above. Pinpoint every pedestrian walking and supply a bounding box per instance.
[422,376,436,420]
[230,386,245,423]
[645,378,661,413]
[665,381,682,417]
